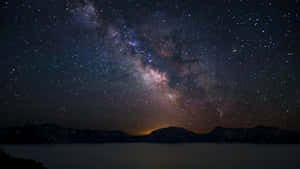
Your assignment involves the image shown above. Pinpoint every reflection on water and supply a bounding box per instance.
[2,144,300,169]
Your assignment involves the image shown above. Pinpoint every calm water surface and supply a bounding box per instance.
[2,143,300,169]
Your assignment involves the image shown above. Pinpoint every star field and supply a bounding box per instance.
[0,0,300,135]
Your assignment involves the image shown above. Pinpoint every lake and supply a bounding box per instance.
[1,144,300,169]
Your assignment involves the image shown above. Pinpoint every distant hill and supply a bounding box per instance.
[205,126,300,143]
[0,124,299,144]
[140,127,198,142]
[150,127,197,137]
[0,123,130,144]
[137,126,300,143]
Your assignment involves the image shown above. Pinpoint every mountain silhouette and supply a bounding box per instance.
[140,127,198,142]
[149,127,197,137]
[0,124,300,144]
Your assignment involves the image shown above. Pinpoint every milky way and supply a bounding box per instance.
[0,0,300,134]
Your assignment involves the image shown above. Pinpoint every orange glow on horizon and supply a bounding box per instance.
[128,124,173,136]
[127,125,211,136]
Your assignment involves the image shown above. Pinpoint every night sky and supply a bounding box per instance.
[1,0,300,135]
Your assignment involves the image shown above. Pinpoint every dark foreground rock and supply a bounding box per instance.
[0,151,47,169]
